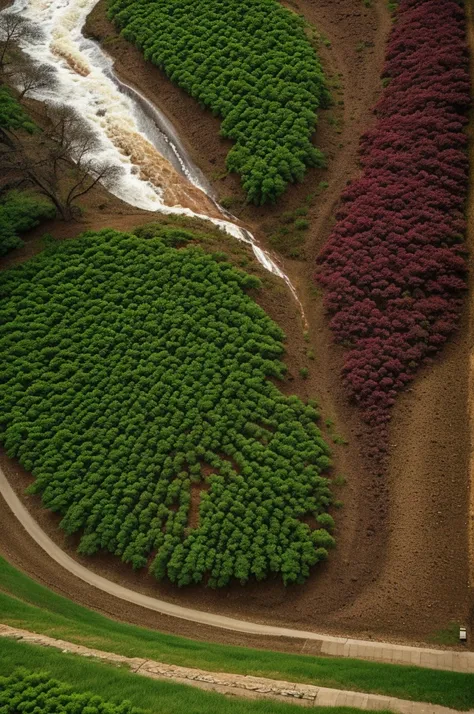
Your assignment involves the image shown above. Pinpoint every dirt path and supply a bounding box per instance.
[466,0,474,604]
[1,476,473,672]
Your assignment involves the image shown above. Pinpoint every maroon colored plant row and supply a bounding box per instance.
[316,0,470,441]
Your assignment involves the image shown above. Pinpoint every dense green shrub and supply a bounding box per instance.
[0,669,142,714]
[0,90,53,256]
[0,85,36,134]
[133,223,194,246]
[0,229,334,587]
[0,191,55,257]
[0,224,22,256]
[107,0,329,204]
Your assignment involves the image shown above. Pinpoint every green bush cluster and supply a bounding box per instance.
[0,669,141,714]
[0,89,54,256]
[0,85,36,134]
[107,0,329,204]
[0,191,55,257]
[0,229,334,587]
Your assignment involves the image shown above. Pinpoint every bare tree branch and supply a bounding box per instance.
[0,101,123,219]
[66,160,122,205]
[6,55,56,98]
[0,14,41,68]
[45,104,101,172]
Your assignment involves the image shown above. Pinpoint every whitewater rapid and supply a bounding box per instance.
[4,0,306,312]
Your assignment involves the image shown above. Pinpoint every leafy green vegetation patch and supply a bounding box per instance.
[0,88,54,257]
[0,669,142,714]
[0,191,55,257]
[0,229,334,587]
[108,0,329,204]
[0,85,36,135]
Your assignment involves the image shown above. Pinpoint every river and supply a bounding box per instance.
[3,0,309,309]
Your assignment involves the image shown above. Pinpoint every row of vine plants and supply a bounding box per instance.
[316,0,470,444]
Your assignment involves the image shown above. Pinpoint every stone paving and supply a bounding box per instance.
[317,639,474,673]
[0,625,471,714]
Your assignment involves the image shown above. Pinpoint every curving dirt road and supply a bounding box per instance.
[1,466,473,672]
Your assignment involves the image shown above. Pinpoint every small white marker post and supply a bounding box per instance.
[459,626,467,643]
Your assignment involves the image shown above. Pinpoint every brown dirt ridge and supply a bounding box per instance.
[0,0,470,647]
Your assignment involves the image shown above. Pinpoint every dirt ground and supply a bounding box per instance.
[0,0,471,646]
[465,0,474,635]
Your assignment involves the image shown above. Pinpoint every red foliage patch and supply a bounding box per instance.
[316,0,469,442]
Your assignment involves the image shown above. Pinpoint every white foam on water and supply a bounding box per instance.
[4,0,306,321]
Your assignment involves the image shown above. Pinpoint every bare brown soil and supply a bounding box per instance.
[465,0,474,635]
[0,0,471,647]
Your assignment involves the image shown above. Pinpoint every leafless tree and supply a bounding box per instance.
[46,104,99,162]
[0,104,122,219]
[0,13,41,68]
[6,56,56,98]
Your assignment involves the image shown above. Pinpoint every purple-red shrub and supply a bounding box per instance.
[316,0,470,439]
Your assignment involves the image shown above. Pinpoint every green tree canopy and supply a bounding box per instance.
[108,0,329,204]
[0,229,334,587]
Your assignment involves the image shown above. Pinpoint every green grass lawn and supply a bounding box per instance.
[0,638,383,714]
[0,558,473,709]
